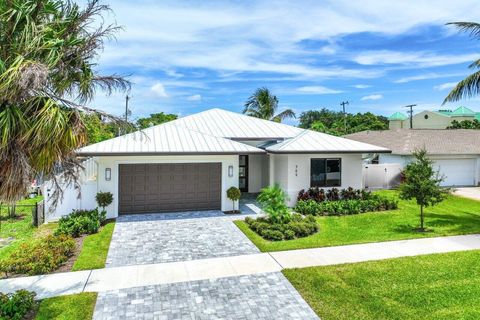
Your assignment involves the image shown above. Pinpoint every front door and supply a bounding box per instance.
[239,155,248,192]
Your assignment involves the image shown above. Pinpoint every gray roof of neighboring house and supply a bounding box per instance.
[345,129,480,155]
[77,108,391,156]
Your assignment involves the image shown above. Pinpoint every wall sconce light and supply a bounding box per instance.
[105,168,111,181]
[228,165,234,177]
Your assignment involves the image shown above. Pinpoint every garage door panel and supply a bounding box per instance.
[119,163,221,214]
[433,159,475,187]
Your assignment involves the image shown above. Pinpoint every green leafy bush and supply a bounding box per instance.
[55,209,103,237]
[226,187,241,212]
[257,184,291,224]
[295,194,398,216]
[245,213,318,241]
[0,290,36,320]
[0,235,75,276]
[298,187,372,202]
[95,192,113,210]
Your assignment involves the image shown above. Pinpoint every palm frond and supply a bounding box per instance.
[271,109,296,122]
[447,22,480,39]
[443,70,480,103]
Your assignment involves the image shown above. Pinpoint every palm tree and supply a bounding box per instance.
[243,87,295,122]
[0,0,130,205]
[444,22,480,103]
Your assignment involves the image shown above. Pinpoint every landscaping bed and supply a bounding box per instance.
[283,250,480,320]
[235,190,480,252]
[244,214,318,241]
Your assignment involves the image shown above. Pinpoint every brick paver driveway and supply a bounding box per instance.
[93,273,319,320]
[106,211,260,267]
[96,210,319,319]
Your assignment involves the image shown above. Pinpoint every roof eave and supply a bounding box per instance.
[267,149,392,154]
[76,150,266,157]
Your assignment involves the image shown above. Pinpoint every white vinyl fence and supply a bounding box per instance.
[43,158,98,222]
[363,163,402,190]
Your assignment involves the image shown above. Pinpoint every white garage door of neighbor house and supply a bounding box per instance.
[433,159,476,187]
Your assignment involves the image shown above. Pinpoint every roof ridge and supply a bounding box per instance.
[272,129,309,150]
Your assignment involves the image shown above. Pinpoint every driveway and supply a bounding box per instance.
[454,187,480,201]
[93,272,319,320]
[106,211,259,267]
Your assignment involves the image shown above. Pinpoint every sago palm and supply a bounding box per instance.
[243,87,295,122]
[0,0,129,205]
[444,22,480,103]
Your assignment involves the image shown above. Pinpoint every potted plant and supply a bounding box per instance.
[226,187,241,214]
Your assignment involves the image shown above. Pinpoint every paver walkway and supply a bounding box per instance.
[106,211,259,267]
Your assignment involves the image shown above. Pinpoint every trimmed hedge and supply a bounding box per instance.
[55,209,105,238]
[0,290,36,320]
[245,214,319,241]
[0,235,75,276]
[295,194,398,216]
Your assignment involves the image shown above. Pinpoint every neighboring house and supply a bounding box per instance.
[345,129,480,187]
[388,106,480,129]
[44,108,389,220]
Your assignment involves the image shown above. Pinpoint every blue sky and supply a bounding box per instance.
[91,0,480,124]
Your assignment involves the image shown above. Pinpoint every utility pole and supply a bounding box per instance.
[340,101,349,133]
[403,104,416,129]
[125,95,130,122]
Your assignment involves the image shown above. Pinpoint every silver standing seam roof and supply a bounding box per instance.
[77,108,391,156]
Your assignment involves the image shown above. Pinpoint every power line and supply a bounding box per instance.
[340,101,349,133]
[403,104,416,129]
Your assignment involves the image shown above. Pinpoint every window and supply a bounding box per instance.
[310,158,341,187]
[424,114,429,120]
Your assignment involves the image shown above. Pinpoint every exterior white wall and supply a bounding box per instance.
[273,153,364,207]
[248,154,268,193]
[96,155,239,219]
[43,165,98,222]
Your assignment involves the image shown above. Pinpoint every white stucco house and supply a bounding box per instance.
[346,129,480,187]
[44,108,389,221]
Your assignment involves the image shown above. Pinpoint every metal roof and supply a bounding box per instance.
[267,130,391,154]
[77,123,265,156]
[388,112,408,121]
[451,106,476,117]
[169,108,303,139]
[345,129,480,155]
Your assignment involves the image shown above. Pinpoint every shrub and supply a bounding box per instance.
[295,194,398,216]
[244,213,318,241]
[0,290,36,320]
[0,235,75,276]
[226,187,241,212]
[297,187,373,202]
[95,192,113,211]
[257,184,291,224]
[55,209,103,237]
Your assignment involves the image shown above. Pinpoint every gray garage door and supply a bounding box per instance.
[119,163,221,214]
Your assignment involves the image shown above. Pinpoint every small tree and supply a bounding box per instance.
[95,192,113,223]
[257,184,291,224]
[398,149,449,231]
[227,187,241,213]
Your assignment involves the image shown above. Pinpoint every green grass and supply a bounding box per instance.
[235,190,480,252]
[35,292,97,320]
[283,250,480,320]
[0,196,57,260]
[72,222,115,271]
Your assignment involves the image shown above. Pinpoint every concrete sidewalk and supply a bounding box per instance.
[1,234,480,299]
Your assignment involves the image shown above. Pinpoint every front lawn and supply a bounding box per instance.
[0,196,56,260]
[283,250,480,320]
[72,221,115,271]
[235,190,480,252]
[35,292,97,320]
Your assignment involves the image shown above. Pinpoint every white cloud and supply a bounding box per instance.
[353,84,371,89]
[361,94,383,101]
[353,50,478,67]
[186,94,202,101]
[394,72,466,83]
[297,86,343,94]
[150,83,169,97]
[434,82,457,91]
